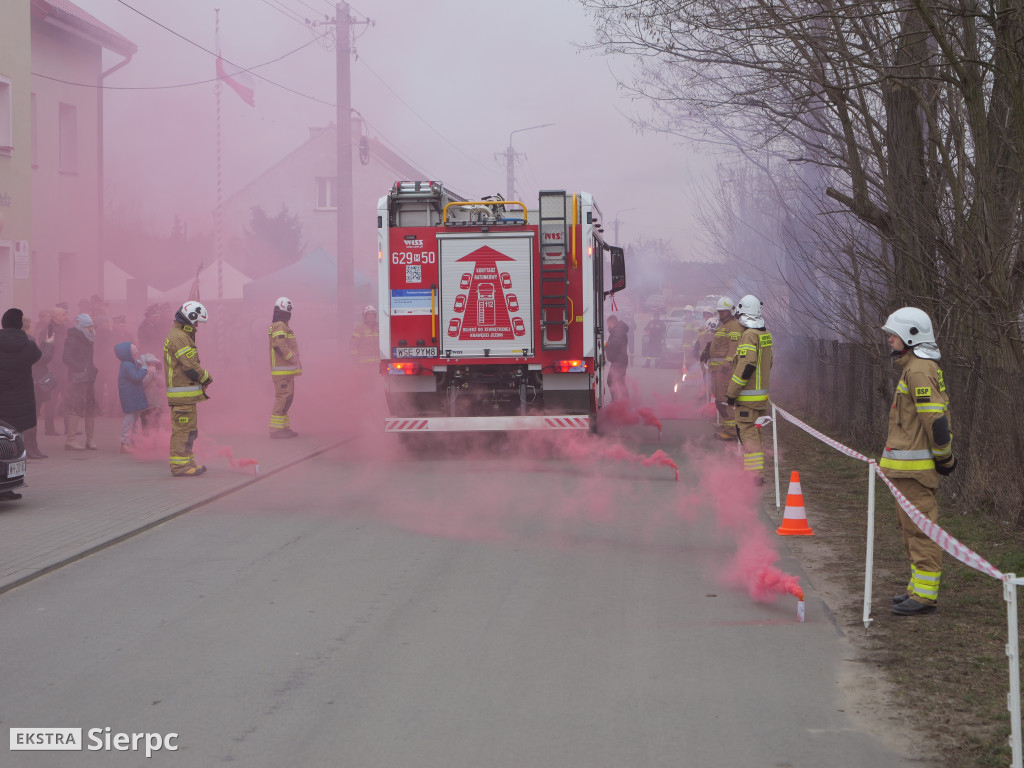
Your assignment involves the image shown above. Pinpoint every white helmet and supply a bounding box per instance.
[275,296,293,313]
[179,300,208,324]
[703,317,718,333]
[736,294,763,329]
[684,304,694,312]
[363,304,377,318]
[700,305,714,316]
[715,296,735,313]
[882,307,935,347]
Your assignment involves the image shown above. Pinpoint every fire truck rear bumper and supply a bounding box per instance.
[385,415,591,432]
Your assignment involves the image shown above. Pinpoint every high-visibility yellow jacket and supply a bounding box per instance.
[350,322,379,365]
[708,316,743,371]
[726,325,773,407]
[879,352,952,489]
[164,322,211,405]
[269,320,302,376]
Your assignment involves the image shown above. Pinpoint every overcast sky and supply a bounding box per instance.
[73,0,713,257]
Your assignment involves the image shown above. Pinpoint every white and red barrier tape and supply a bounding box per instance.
[773,404,1003,581]
[872,467,1003,579]
[772,405,871,462]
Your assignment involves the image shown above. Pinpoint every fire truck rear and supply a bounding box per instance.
[378,181,626,433]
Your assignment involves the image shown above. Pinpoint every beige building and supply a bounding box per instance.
[220,121,426,297]
[29,0,135,314]
[0,0,32,312]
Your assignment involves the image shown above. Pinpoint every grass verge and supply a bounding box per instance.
[775,417,1022,768]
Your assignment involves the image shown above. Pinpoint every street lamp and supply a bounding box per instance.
[612,208,637,244]
[505,123,555,200]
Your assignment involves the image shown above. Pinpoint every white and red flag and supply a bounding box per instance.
[215,36,255,107]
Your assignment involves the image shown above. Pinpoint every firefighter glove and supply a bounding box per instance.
[935,455,957,476]
[726,396,736,406]
[699,344,710,364]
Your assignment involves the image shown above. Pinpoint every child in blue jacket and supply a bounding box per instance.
[115,341,149,452]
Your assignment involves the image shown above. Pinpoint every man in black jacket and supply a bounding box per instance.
[0,308,43,466]
[605,314,629,402]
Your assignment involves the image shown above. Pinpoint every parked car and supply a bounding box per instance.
[0,421,26,501]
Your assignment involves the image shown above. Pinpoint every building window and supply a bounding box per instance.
[59,102,77,173]
[315,177,337,210]
[0,77,12,156]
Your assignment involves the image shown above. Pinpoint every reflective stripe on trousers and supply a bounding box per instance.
[909,564,941,602]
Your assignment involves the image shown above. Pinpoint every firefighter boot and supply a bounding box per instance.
[892,598,937,615]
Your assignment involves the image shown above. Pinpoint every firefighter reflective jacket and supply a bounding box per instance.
[269,320,302,376]
[726,326,772,407]
[350,322,379,365]
[164,322,211,405]
[708,316,743,371]
[879,351,951,489]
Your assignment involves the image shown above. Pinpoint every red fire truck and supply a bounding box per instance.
[377,181,626,433]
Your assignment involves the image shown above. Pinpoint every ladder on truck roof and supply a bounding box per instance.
[538,190,570,350]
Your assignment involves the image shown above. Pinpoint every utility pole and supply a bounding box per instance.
[308,4,372,358]
[611,208,637,244]
[336,2,353,355]
[498,124,554,200]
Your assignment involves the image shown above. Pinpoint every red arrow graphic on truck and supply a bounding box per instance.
[454,246,519,341]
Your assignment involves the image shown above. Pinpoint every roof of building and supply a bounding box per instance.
[221,120,427,209]
[32,0,137,57]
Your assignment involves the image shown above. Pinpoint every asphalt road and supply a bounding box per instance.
[1,410,923,767]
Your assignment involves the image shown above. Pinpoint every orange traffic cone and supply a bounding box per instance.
[777,470,814,536]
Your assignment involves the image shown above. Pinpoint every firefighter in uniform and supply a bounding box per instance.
[268,296,301,439]
[881,307,955,616]
[694,315,717,399]
[706,297,744,440]
[725,295,772,483]
[164,301,212,477]
[350,305,379,365]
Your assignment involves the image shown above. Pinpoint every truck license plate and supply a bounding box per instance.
[394,347,438,358]
[7,460,25,478]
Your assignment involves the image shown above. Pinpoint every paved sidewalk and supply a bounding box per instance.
[0,416,352,595]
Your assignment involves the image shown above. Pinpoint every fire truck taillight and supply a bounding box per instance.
[554,360,586,373]
[388,362,420,375]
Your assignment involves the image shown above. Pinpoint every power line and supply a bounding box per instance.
[32,34,326,93]
[356,57,499,179]
[288,0,333,20]
[113,0,334,106]
[360,115,440,181]
[257,0,311,30]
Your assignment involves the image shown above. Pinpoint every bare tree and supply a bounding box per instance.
[581,0,1024,364]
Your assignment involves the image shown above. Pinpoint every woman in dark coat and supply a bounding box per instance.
[0,308,43,457]
[61,313,100,451]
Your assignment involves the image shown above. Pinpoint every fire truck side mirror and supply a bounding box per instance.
[609,246,626,294]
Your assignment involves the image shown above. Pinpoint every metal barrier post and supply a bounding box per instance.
[862,462,876,628]
[772,403,781,510]
[1006,575,1022,768]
